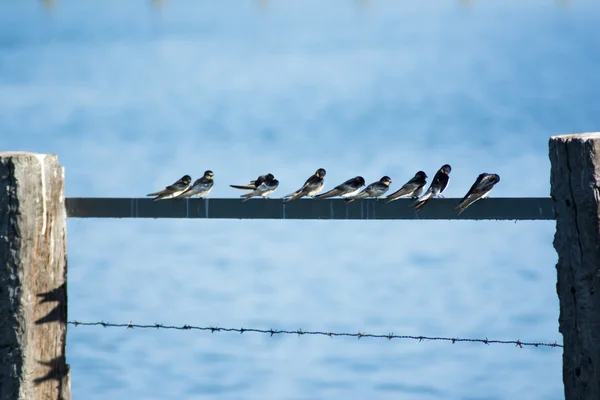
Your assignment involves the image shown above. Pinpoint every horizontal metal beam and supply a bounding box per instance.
[65,197,554,220]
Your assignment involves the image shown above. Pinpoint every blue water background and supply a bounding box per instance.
[1,0,599,399]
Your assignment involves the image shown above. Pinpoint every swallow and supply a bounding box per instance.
[240,174,280,201]
[314,176,365,199]
[230,173,275,191]
[345,176,392,203]
[283,168,326,203]
[146,174,191,201]
[385,171,428,203]
[175,170,214,198]
[456,173,500,215]
[413,164,451,211]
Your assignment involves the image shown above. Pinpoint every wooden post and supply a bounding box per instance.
[550,133,600,400]
[0,152,70,400]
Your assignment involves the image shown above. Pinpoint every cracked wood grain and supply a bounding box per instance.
[0,152,70,400]
[550,133,600,400]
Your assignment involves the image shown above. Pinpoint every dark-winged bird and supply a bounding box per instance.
[314,176,365,199]
[240,174,279,201]
[456,173,500,215]
[385,171,428,203]
[175,170,214,199]
[345,176,392,203]
[283,168,326,203]
[230,173,275,191]
[147,175,191,201]
[413,164,451,211]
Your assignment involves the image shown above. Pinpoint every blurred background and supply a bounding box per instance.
[1,0,599,399]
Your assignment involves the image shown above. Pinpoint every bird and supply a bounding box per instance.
[175,170,214,199]
[456,173,500,215]
[345,176,392,203]
[413,164,451,211]
[230,173,275,191]
[240,174,280,201]
[147,175,191,201]
[314,176,365,199]
[385,171,428,203]
[283,168,326,204]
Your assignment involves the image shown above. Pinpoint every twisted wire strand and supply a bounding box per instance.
[68,321,562,348]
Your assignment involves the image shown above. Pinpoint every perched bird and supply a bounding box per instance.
[385,171,428,203]
[413,164,452,211]
[345,176,392,203]
[283,168,326,204]
[314,176,365,199]
[230,173,275,191]
[147,175,191,201]
[240,174,280,201]
[456,173,500,215]
[175,170,214,199]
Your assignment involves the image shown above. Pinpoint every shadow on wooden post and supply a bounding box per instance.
[0,152,70,400]
[550,133,600,400]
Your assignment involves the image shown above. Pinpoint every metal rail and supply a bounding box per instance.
[65,197,554,220]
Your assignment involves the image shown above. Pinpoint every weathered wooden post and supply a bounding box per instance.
[0,152,70,400]
[550,133,600,400]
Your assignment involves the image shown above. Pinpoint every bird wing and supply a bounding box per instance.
[458,174,485,204]
[386,183,417,202]
[315,188,341,199]
[230,184,256,190]
[285,174,319,198]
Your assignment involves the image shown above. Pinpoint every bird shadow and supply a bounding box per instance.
[33,356,70,400]
[34,281,70,400]
[35,282,67,325]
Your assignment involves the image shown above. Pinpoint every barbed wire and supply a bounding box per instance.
[68,320,562,349]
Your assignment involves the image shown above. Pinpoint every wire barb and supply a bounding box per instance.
[67,320,563,349]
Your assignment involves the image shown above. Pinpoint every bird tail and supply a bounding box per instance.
[230,184,255,190]
[413,199,428,211]
[241,191,256,202]
[412,192,433,211]
[283,190,305,204]
[456,196,476,215]
[314,189,338,200]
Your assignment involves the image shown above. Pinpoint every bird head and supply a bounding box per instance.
[440,165,452,175]
[416,171,427,180]
[356,176,366,186]
[315,168,326,178]
[204,170,214,179]
[380,176,392,186]
[182,175,192,185]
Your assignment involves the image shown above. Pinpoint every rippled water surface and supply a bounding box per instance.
[1,1,599,399]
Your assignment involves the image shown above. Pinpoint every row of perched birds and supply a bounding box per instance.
[146,164,500,215]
